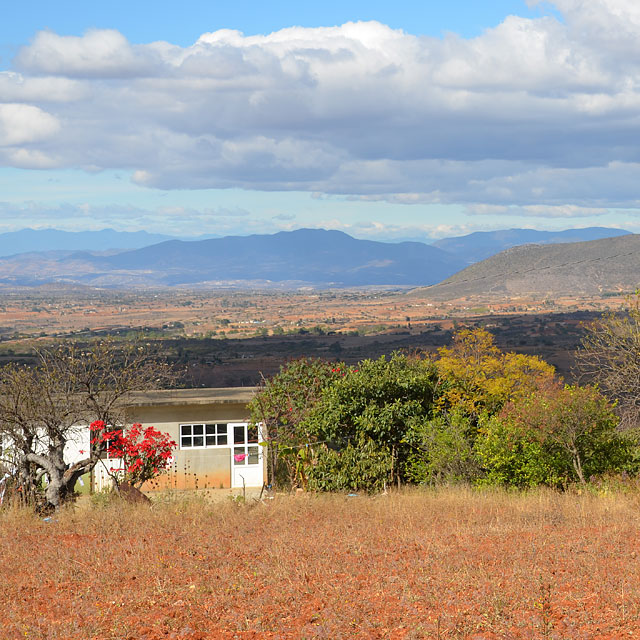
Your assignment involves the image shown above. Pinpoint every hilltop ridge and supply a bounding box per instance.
[418,233,640,300]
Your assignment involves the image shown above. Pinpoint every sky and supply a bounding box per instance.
[2,0,640,242]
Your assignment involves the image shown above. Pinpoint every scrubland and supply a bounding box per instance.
[1,488,639,639]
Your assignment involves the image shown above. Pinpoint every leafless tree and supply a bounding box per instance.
[575,293,640,430]
[0,340,171,510]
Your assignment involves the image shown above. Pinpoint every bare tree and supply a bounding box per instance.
[0,340,171,510]
[575,293,640,430]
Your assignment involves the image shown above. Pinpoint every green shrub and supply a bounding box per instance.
[301,353,439,489]
[404,411,480,485]
[307,437,393,492]
[475,385,632,488]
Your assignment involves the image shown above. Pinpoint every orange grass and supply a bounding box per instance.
[1,487,640,639]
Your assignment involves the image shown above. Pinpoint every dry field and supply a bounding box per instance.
[0,287,628,346]
[0,287,624,386]
[2,488,640,639]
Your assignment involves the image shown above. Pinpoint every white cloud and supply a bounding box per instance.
[6,4,640,213]
[15,29,157,78]
[0,103,60,146]
[0,201,250,229]
[0,72,87,102]
[464,203,610,217]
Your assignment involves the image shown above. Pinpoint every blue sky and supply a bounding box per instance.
[1,0,639,241]
[1,1,556,53]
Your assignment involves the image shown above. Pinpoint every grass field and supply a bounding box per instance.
[1,488,639,639]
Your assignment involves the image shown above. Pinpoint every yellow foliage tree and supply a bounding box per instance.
[435,328,557,418]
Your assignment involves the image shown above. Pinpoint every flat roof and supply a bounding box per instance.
[126,387,258,407]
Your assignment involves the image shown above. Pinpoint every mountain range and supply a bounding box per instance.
[0,226,632,290]
[0,228,218,257]
[0,229,464,287]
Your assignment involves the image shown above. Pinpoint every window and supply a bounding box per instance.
[233,445,260,465]
[180,423,229,449]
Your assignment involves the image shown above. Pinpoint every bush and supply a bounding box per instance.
[475,385,633,488]
[248,358,346,487]
[475,413,567,488]
[301,353,439,490]
[250,328,638,493]
[307,437,393,492]
[403,410,480,485]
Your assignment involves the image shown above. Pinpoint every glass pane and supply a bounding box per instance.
[247,426,258,442]
[193,424,204,435]
[181,436,192,448]
[206,424,215,435]
[234,447,247,464]
[234,426,246,444]
[206,435,216,446]
[218,434,227,445]
[193,436,204,447]
[218,424,227,434]
[248,446,259,465]
[181,425,192,436]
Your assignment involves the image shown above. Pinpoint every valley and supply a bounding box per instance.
[0,285,626,385]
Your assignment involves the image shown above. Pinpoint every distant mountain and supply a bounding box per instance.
[433,227,631,265]
[81,228,465,286]
[0,228,465,288]
[420,233,640,300]
[0,228,214,257]
[0,226,634,290]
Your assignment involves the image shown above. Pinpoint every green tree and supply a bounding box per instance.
[301,353,439,491]
[476,384,631,488]
[248,358,345,486]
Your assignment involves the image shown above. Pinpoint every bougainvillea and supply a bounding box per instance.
[90,421,176,488]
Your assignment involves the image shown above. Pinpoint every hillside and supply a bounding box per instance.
[418,233,640,300]
[433,227,630,265]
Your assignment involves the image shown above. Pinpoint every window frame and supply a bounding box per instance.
[179,422,242,450]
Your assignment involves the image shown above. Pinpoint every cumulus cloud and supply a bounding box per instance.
[5,3,640,212]
[15,29,158,78]
[0,72,87,102]
[0,103,60,146]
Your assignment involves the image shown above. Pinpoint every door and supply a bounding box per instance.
[230,423,264,488]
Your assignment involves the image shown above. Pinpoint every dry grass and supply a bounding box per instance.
[1,487,640,639]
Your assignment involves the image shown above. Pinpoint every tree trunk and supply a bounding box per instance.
[25,452,74,510]
[44,469,66,509]
[571,448,586,485]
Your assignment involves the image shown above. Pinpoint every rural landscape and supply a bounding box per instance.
[4,0,640,638]
[2,225,640,638]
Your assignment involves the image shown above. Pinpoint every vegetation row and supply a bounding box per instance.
[2,296,640,510]
[249,297,640,492]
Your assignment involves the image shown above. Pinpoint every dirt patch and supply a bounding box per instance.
[1,488,639,638]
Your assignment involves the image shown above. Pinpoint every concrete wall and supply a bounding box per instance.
[126,400,255,490]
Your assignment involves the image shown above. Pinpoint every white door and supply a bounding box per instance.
[230,423,264,488]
